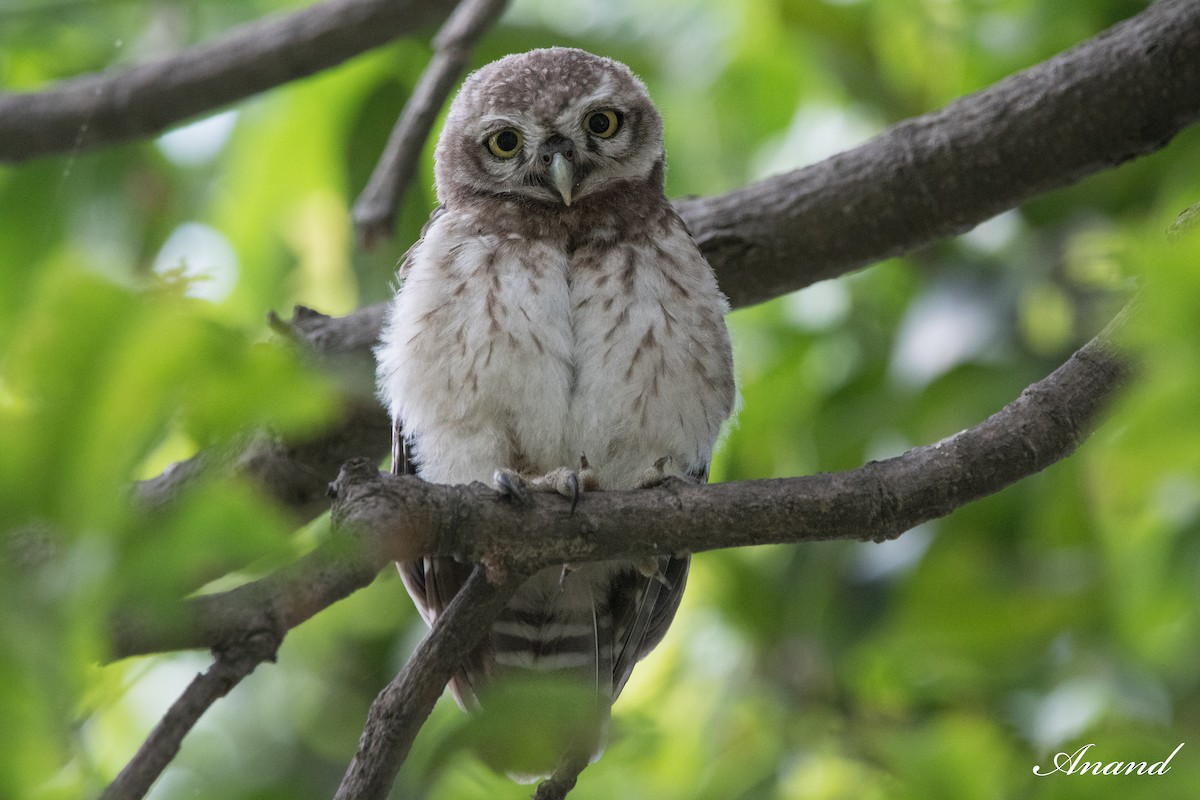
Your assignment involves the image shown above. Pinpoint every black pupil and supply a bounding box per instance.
[589,113,611,135]
[496,130,518,152]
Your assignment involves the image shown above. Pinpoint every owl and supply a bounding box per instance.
[376,47,735,768]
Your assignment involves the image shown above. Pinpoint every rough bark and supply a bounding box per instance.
[0,0,458,162]
[679,0,1200,306]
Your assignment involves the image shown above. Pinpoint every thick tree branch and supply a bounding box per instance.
[678,0,1200,307]
[353,0,512,248]
[111,309,1130,660]
[333,564,524,800]
[99,632,280,800]
[132,0,1199,524]
[0,0,458,163]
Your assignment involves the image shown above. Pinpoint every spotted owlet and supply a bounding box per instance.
[376,47,735,765]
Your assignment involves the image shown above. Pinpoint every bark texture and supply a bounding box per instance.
[0,0,458,162]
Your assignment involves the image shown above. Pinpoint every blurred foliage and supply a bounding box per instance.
[2,0,1199,798]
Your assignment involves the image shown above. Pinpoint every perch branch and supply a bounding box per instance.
[0,0,459,162]
[111,307,1130,660]
[353,0,512,248]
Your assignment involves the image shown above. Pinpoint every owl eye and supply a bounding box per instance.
[584,109,621,139]
[486,128,524,158]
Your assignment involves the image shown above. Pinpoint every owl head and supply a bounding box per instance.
[434,48,665,209]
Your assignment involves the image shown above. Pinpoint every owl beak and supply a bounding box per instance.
[549,152,575,206]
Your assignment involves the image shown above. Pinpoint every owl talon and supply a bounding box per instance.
[578,453,600,492]
[493,468,531,504]
[527,462,601,514]
[565,471,581,514]
[636,456,673,489]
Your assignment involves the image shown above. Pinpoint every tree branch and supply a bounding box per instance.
[353,0,512,248]
[333,564,524,800]
[106,304,1130,800]
[0,0,459,163]
[130,0,1200,525]
[676,0,1200,307]
[112,501,387,659]
[329,318,1130,562]
[99,632,280,800]
[533,754,592,800]
[132,305,390,519]
[111,307,1130,660]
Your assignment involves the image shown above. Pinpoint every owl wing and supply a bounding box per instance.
[392,393,492,709]
[610,554,690,701]
[608,464,706,700]
[390,205,487,705]
[397,554,492,710]
[394,204,445,281]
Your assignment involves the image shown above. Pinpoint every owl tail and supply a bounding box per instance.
[461,566,616,778]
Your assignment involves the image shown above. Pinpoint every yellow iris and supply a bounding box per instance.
[487,128,523,158]
[584,109,620,138]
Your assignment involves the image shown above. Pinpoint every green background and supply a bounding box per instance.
[3,0,1200,798]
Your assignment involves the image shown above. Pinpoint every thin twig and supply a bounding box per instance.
[352,0,512,249]
[333,564,525,800]
[99,633,280,800]
[0,0,459,163]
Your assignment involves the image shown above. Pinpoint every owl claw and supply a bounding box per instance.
[531,467,583,512]
[636,456,673,489]
[578,453,599,492]
[493,468,531,504]
[565,471,581,514]
[496,460,599,513]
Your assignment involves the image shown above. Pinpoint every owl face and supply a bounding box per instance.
[434,48,665,208]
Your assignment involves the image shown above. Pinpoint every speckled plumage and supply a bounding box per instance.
[376,47,735,766]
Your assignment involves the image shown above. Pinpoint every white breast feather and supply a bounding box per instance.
[377,209,732,489]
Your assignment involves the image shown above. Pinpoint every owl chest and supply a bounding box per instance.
[391,226,725,484]
[425,244,679,397]
[429,241,682,377]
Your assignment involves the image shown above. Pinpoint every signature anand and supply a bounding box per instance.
[1033,742,1184,777]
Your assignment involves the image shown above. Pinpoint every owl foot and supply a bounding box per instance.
[635,456,673,489]
[493,455,600,514]
[493,468,532,504]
